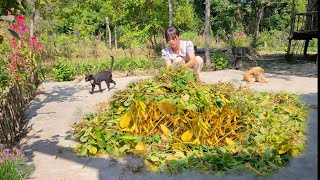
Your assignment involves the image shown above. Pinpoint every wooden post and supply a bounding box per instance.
[303,39,310,57]
[287,0,296,55]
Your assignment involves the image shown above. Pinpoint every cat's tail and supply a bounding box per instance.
[109,56,114,72]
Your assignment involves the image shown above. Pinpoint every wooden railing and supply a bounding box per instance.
[293,11,318,32]
[0,72,39,145]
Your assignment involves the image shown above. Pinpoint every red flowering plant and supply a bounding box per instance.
[2,15,42,83]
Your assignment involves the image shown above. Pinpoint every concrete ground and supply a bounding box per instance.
[21,69,318,180]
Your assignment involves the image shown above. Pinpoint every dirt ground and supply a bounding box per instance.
[20,59,317,180]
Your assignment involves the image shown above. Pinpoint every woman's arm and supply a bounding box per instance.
[161,48,172,67]
[185,41,196,68]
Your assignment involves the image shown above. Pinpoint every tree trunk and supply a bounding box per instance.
[253,6,264,47]
[205,0,211,66]
[168,0,173,26]
[30,0,39,38]
[114,25,118,50]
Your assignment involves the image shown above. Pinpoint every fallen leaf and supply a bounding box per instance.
[135,141,146,151]
[226,137,235,146]
[181,130,193,142]
[119,113,131,128]
[160,124,171,136]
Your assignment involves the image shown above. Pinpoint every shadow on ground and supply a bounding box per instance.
[241,54,317,78]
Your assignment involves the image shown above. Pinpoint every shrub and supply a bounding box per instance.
[52,58,74,81]
[0,145,34,180]
[211,53,229,70]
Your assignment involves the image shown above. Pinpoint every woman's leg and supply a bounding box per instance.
[193,56,204,74]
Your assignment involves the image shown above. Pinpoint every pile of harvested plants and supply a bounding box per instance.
[72,67,308,175]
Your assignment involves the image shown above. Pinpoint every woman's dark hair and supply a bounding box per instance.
[165,25,180,42]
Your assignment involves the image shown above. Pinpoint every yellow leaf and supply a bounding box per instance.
[116,106,125,114]
[166,155,175,161]
[129,123,137,132]
[157,102,176,114]
[192,138,201,145]
[138,100,146,111]
[181,130,193,142]
[87,145,97,154]
[290,149,299,157]
[278,145,290,154]
[135,141,146,151]
[160,124,171,136]
[119,113,131,128]
[174,151,185,158]
[226,137,235,146]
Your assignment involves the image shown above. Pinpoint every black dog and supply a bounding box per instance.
[85,56,116,94]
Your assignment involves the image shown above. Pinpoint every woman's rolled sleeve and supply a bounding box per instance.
[186,41,195,54]
[161,49,171,63]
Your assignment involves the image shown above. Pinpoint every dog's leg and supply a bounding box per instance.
[111,79,116,85]
[106,81,111,91]
[98,83,102,92]
[90,84,95,94]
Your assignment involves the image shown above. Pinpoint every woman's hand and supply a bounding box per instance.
[184,53,196,68]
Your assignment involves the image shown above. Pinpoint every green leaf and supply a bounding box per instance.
[119,145,130,153]
[6,29,20,40]
[182,94,190,101]
[80,135,89,142]
[83,127,93,136]
[124,99,132,106]
[267,161,279,169]
[149,155,160,162]
[263,148,272,158]
[188,104,198,111]
[98,140,107,148]
[79,146,88,156]
[122,135,137,140]
[1,15,15,22]
[176,79,185,90]
[133,136,143,143]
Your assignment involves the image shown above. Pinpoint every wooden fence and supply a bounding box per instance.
[0,72,39,145]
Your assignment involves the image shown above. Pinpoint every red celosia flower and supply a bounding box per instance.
[36,42,43,51]
[29,36,36,47]
[16,15,25,27]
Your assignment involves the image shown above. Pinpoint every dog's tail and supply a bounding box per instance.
[109,56,115,72]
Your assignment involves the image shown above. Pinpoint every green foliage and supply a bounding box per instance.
[46,56,163,81]
[52,58,75,81]
[258,30,289,51]
[211,53,229,70]
[0,37,12,90]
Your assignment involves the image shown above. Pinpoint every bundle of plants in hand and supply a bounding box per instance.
[72,67,308,175]
[0,144,34,180]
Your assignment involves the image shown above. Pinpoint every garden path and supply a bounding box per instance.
[21,61,317,180]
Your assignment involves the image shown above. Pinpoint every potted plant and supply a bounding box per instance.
[230,32,252,56]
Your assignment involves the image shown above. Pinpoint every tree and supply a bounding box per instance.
[205,0,211,66]
[169,0,173,26]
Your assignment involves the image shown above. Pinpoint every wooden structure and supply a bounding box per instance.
[0,72,39,145]
[287,0,318,57]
